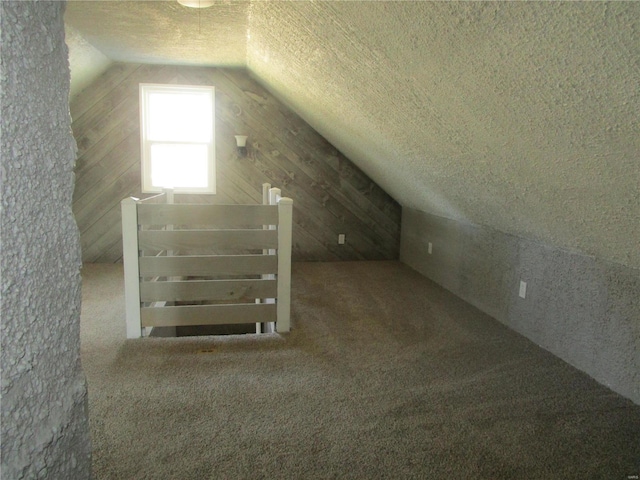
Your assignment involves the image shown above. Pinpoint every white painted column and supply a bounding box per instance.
[121,197,142,339]
[276,197,293,333]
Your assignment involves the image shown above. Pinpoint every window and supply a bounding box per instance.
[139,84,215,193]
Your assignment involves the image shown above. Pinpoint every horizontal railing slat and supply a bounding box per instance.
[137,204,278,227]
[141,303,277,327]
[138,229,278,251]
[139,255,278,277]
[140,279,277,302]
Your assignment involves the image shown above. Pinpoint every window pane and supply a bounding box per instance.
[150,143,209,189]
[140,84,216,194]
[148,91,212,143]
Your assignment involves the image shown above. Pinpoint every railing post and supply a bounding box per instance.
[265,187,281,333]
[268,187,281,207]
[256,183,271,334]
[276,197,293,333]
[262,183,271,206]
[121,197,142,339]
[163,187,174,205]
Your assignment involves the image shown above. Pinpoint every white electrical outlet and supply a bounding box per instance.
[428,242,433,254]
[519,280,527,299]
[338,234,346,245]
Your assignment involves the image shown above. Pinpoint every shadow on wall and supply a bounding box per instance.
[400,207,639,405]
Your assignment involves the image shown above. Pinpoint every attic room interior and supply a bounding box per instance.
[1,1,639,479]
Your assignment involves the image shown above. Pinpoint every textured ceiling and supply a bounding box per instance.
[65,0,248,66]
[65,1,640,269]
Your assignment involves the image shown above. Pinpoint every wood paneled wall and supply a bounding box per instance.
[71,64,400,263]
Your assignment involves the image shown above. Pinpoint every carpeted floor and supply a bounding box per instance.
[80,261,640,479]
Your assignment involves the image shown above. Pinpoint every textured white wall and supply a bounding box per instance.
[247,1,640,270]
[1,2,91,478]
[66,23,112,100]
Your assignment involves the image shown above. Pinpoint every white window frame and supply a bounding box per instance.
[139,83,216,194]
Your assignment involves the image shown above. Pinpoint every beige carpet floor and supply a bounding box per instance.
[80,261,640,479]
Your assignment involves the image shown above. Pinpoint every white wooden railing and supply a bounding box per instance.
[121,184,293,339]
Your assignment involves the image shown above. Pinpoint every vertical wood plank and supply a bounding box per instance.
[121,197,142,338]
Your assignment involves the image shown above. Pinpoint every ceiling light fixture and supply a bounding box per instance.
[177,0,215,8]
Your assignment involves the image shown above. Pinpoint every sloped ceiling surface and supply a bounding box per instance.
[66,23,112,98]
[65,1,640,269]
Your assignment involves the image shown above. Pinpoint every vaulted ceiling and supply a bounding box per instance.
[65,1,640,269]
